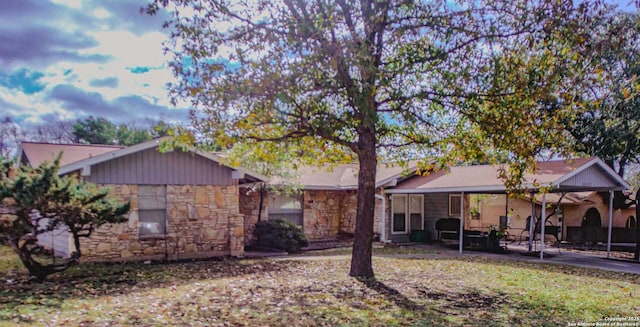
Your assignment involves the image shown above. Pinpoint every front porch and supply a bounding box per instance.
[382,158,634,261]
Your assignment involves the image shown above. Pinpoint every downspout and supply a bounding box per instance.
[257,183,265,222]
[375,193,387,243]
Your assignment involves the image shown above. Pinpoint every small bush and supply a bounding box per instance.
[254,219,309,253]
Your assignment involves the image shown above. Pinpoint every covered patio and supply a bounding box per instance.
[384,157,632,260]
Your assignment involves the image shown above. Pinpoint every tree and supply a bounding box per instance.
[148,0,607,277]
[564,13,640,178]
[73,116,174,146]
[0,117,18,158]
[73,116,118,145]
[0,157,129,281]
[27,119,76,144]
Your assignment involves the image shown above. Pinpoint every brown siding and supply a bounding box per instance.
[85,148,234,185]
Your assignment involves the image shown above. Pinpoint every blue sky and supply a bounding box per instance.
[0,0,636,127]
[0,0,187,126]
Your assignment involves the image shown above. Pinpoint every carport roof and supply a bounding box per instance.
[386,157,630,194]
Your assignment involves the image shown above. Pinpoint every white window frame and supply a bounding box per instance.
[391,194,424,234]
[449,194,462,218]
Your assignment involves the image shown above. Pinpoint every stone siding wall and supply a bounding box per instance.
[239,186,268,245]
[241,188,386,243]
[303,190,343,240]
[338,189,384,238]
[80,184,243,261]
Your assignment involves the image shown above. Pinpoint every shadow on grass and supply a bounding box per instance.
[357,277,425,311]
[0,258,299,315]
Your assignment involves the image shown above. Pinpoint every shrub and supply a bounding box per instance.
[254,219,309,253]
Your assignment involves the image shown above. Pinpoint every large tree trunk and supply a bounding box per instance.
[350,132,377,278]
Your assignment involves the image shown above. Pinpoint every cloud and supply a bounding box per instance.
[0,68,46,94]
[89,77,119,88]
[47,84,187,124]
[90,0,172,36]
[47,84,119,116]
[0,25,112,69]
[0,0,182,128]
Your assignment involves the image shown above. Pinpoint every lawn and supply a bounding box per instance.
[1,245,638,326]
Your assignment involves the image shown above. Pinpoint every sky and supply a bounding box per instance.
[0,0,636,128]
[0,0,185,126]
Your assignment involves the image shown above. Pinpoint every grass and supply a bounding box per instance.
[0,245,638,326]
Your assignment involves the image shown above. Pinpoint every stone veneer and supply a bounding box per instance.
[80,184,244,261]
[242,188,384,243]
[239,186,268,245]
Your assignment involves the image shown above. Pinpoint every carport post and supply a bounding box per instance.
[607,190,613,259]
[529,195,536,252]
[540,193,546,260]
[459,192,464,254]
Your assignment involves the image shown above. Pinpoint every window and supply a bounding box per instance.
[392,194,424,234]
[392,195,407,234]
[449,194,462,218]
[268,193,303,226]
[138,185,167,237]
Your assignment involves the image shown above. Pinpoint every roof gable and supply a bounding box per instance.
[388,157,629,193]
[18,142,123,167]
[21,139,267,183]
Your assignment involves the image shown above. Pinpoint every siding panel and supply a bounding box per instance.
[424,193,453,239]
[560,165,619,189]
[87,148,234,185]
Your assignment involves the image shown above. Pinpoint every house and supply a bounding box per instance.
[18,139,266,261]
[19,138,632,261]
[240,163,418,245]
[242,156,632,248]
[384,157,632,250]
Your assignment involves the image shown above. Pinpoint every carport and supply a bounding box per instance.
[385,157,630,260]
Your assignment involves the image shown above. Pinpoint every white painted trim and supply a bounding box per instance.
[540,193,546,260]
[385,185,510,194]
[607,190,613,258]
[553,157,630,190]
[375,194,387,242]
[390,195,409,235]
[374,165,418,188]
[81,165,91,177]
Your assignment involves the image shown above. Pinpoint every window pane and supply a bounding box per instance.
[392,196,406,232]
[393,196,406,214]
[449,195,461,217]
[393,213,406,232]
[139,185,166,209]
[139,209,166,235]
[268,193,303,226]
[269,194,302,212]
[270,213,303,226]
[409,196,422,214]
